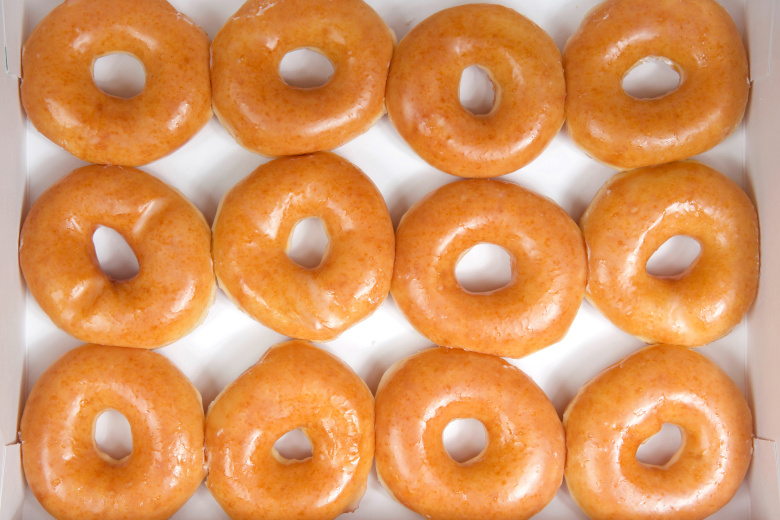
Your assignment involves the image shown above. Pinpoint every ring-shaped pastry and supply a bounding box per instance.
[391,179,586,358]
[20,344,206,520]
[563,0,749,170]
[564,344,753,520]
[580,161,759,346]
[19,165,215,349]
[375,347,565,520]
[21,0,212,166]
[385,4,565,177]
[212,152,395,341]
[211,0,395,156]
[205,340,375,520]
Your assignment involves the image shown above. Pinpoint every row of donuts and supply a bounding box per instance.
[21,339,752,520]
[19,154,760,356]
[21,0,748,176]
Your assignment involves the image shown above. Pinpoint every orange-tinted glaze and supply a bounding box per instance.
[211,0,395,157]
[375,347,564,520]
[391,179,586,358]
[20,344,205,520]
[563,0,749,170]
[580,161,759,346]
[21,0,212,166]
[205,340,375,520]
[385,4,564,178]
[564,344,753,520]
[212,152,394,342]
[19,165,215,349]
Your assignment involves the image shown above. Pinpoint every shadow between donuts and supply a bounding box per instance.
[360,321,431,396]
[385,170,453,229]
[193,152,275,226]
[551,130,617,223]
[541,331,645,417]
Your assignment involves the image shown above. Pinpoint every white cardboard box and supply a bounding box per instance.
[2,0,779,518]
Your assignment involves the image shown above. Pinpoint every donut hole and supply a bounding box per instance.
[455,243,513,294]
[646,235,701,278]
[287,217,330,269]
[442,418,487,464]
[92,53,146,99]
[636,423,683,468]
[459,65,496,116]
[93,226,140,281]
[622,57,681,100]
[93,409,133,463]
[272,428,313,463]
[279,48,335,88]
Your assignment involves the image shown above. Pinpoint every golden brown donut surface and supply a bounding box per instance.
[205,340,375,520]
[212,152,394,341]
[211,0,394,157]
[385,4,565,178]
[564,344,753,520]
[563,0,749,170]
[375,347,565,520]
[19,165,216,349]
[21,0,212,166]
[391,179,586,358]
[20,344,206,520]
[580,161,759,346]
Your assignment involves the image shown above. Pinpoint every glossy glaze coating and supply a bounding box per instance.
[391,179,586,358]
[580,161,759,346]
[385,4,564,178]
[21,0,212,166]
[205,341,374,520]
[211,0,394,157]
[20,344,206,520]
[19,165,216,348]
[375,347,564,520]
[564,344,753,520]
[212,152,394,341]
[563,0,749,170]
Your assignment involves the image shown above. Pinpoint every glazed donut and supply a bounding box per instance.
[20,344,205,520]
[205,340,374,520]
[580,161,759,346]
[385,4,565,178]
[19,165,215,349]
[564,344,753,520]
[391,179,586,358]
[563,0,749,170]
[211,0,394,157]
[375,347,564,520]
[21,0,212,166]
[212,152,394,341]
